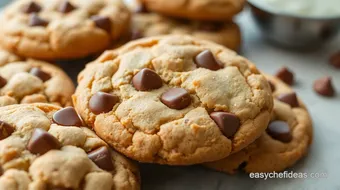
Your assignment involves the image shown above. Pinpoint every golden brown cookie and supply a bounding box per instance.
[0,49,74,107]
[0,104,140,190]
[130,12,241,51]
[141,0,246,21]
[73,35,273,165]
[205,74,313,173]
[0,0,130,60]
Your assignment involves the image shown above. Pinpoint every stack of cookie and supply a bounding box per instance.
[126,0,246,51]
[0,1,313,189]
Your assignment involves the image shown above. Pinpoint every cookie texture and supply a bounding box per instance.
[0,49,22,66]
[141,0,246,21]
[73,35,273,165]
[131,12,241,51]
[205,74,313,173]
[0,104,140,190]
[0,50,74,107]
[0,0,130,60]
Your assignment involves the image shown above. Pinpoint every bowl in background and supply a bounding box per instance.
[248,0,340,49]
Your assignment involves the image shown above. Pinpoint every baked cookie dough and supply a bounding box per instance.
[73,35,273,165]
[0,0,130,60]
[205,74,313,173]
[141,0,246,21]
[0,104,140,190]
[130,11,241,51]
[0,49,74,107]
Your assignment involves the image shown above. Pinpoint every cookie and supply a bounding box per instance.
[141,0,246,21]
[205,74,313,173]
[0,104,140,190]
[73,35,273,165]
[0,50,75,107]
[0,49,22,66]
[130,12,241,51]
[0,0,130,60]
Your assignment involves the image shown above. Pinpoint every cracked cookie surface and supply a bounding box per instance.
[0,0,130,60]
[0,103,140,190]
[204,74,313,173]
[141,0,246,21]
[130,11,241,51]
[0,49,74,107]
[73,35,273,165]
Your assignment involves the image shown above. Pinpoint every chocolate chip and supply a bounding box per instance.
[237,161,247,170]
[131,29,143,40]
[58,1,76,13]
[88,146,114,171]
[30,67,51,82]
[0,76,7,88]
[330,51,340,68]
[135,3,149,13]
[132,68,163,91]
[194,50,222,71]
[210,112,240,138]
[161,88,191,110]
[198,22,223,32]
[266,121,292,143]
[91,16,111,33]
[89,92,119,114]
[52,107,82,127]
[27,128,61,155]
[277,92,299,107]
[268,80,275,92]
[275,67,294,85]
[50,187,72,190]
[22,1,41,13]
[0,121,14,140]
[29,14,49,27]
[314,76,335,97]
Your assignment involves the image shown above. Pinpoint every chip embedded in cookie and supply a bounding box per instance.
[130,10,242,51]
[73,35,273,165]
[141,0,246,21]
[204,74,313,173]
[0,0,130,60]
[0,49,74,107]
[0,104,140,190]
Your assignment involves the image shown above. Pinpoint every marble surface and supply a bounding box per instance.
[1,1,340,189]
